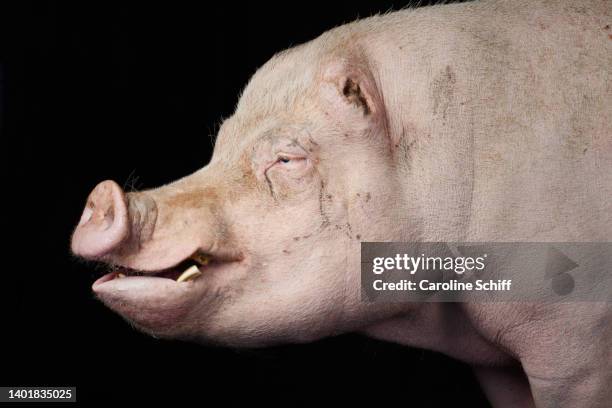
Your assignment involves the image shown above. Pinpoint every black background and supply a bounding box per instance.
[2,1,490,405]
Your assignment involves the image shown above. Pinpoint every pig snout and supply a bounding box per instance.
[71,175,241,337]
[71,180,130,258]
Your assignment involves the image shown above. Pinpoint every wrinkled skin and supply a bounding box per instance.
[72,1,612,407]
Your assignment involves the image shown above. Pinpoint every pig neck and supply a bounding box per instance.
[363,38,477,242]
[351,9,506,361]
[355,0,612,243]
[361,303,513,366]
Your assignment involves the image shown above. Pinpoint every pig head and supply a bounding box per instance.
[72,45,414,346]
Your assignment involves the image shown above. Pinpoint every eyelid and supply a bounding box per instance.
[263,153,308,175]
[275,152,305,161]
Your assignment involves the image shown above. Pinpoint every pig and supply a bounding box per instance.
[71,0,612,406]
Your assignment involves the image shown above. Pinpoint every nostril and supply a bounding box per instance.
[85,195,116,230]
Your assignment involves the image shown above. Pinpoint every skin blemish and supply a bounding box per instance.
[165,188,217,209]
[432,65,456,120]
[285,139,308,151]
[365,192,371,202]
[238,153,259,189]
[282,249,290,254]
[292,233,312,243]
[264,173,277,201]
[604,24,610,30]
[318,180,331,228]
[345,222,353,235]
[356,234,362,240]
[334,223,353,238]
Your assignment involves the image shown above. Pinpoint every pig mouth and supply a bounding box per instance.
[93,250,224,287]
[89,248,244,333]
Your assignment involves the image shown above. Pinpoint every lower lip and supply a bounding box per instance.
[93,272,119,288]
[91,266,204,291]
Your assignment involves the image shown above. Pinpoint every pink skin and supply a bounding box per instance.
[71,50,411,343]
[71,180,129,259]
[73,1,612,406]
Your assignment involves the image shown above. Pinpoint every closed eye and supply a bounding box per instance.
[276,155,306,165]
[271,154,309,172]
[261,151,313,188]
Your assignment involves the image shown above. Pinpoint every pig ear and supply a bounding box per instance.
[339,77,374,116]
[322,60,383,119]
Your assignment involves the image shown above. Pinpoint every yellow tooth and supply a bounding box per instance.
[191,252,210,266]
[177,265,202,283]
[116,273,126,279]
